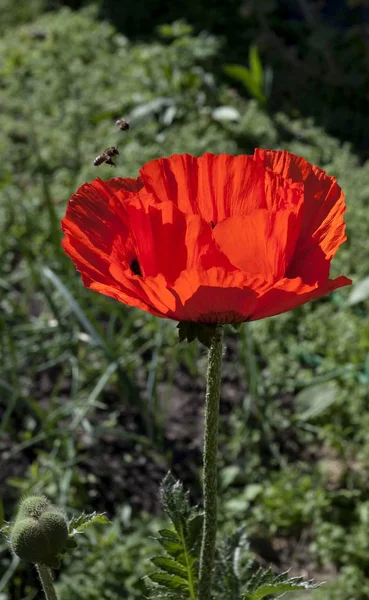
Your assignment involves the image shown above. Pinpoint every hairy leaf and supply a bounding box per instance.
[242,568,323,599]
[147,474,202,600]
[213,528,250,600]
[68,512,109,535]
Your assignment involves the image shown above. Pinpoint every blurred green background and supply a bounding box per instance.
[1,1,369,598]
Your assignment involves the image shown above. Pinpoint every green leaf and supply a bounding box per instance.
[224,54,267,105]
[149,572,189,592]
[158,529,181,541]
[242,568,322,599]
[160,474,193,532]
[151,557,189,579]
[224,64,253,87]
[158,536,184,557]
[249,46,263,89]
[148,474,202,599]
[213,528,250,600]
[42,267,109,354]
[244,581,318,599]
[294,381,339,421]
[68,512,109,534]
[187,515,203,552]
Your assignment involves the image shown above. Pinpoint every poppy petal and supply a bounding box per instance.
[140,153,269,223]
[61,178,131,252]
[169,267,270,323]
[212,207,302,283]
[254,149,347,260]
[62,232,172,316]
[62,181,177,316]
[105,176,143,194]
[123,195,234,283]
[249,275,352,321]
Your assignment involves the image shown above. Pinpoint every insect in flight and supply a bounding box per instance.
[115,118,130,131]
[93,146,119,167]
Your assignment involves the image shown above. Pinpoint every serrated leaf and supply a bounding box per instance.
[148,474,201,599]
[151,557,189,579]
[158,537,186,557]
[214,528,250,600]
[158,529,181,541]
[157,528,189,561]
[242,568,322,599]
[149,572,189,592]
[68,512,109,534]
[244,581,321,599]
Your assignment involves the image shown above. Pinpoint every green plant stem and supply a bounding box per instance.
[36,565,58,600]
[198,325,224,600]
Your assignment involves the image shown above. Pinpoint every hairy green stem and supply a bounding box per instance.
[198,326,224,600]
[36,565,58,600]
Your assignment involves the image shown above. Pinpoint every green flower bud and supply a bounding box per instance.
[10,497,68,565]
[38,511,69,556]
[17,496,51,520]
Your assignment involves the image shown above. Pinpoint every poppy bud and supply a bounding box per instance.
[16,495,50,520]
[10,496,68,565]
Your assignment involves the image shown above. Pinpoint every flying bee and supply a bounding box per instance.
[93,146,119,167]
[115,118,130,131]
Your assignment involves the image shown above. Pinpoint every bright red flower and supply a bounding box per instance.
[61,150,351,324]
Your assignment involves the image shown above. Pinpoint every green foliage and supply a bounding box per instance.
[68,512,109,534]
[222,464,328,537]
[0,0,47,32]
[312,565,369,600]
[241,569,321,599]
[224,46,269,105]
[213,528,251,599]
[56,513,162,600]
[148,484,321,600]
[147,474,202,599]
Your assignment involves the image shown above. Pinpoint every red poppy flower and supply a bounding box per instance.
[61,150,351,324]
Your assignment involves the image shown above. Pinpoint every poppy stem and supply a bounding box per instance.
[198,325,224,600]
[36,565,58,600]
